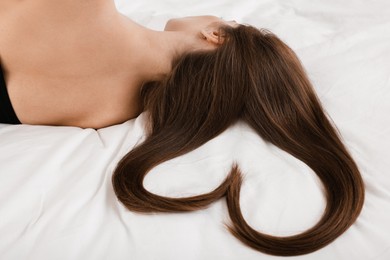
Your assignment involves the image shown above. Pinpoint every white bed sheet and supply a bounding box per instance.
[1,0,390,259]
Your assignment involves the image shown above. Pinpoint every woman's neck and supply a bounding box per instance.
[144,30,199,79]
[121,18,204,82]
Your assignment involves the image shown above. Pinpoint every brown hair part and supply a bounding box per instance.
[112,25,365,256]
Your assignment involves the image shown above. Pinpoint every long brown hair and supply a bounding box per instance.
[112,25,364,256]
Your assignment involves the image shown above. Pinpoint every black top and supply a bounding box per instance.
[0,62,21,124]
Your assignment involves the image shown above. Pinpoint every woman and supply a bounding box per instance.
[0,0,232,128]
[1,0,365,257]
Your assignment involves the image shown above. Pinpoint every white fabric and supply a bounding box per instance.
[1,0,390,259]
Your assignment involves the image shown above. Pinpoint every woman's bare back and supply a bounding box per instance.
[0,0,147,128]
[0,1,226,128]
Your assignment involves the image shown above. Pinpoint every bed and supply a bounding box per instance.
[1,0,390,259]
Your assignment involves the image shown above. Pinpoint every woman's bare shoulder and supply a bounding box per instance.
[0,0,123,66]
[0,0,117,22]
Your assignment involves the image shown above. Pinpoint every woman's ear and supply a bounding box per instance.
[200,27,224,45]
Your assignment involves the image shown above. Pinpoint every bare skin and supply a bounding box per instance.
[0,0,234,128]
